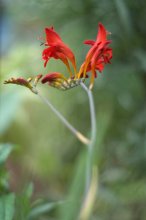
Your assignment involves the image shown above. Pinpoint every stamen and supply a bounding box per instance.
[72,61,78,77]
[66,63,73,77]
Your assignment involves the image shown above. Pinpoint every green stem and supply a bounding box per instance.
[80,83,96,193]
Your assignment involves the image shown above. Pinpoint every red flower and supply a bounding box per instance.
[42,27,77,76]
[78,23,112,89]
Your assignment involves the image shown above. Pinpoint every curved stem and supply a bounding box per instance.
[37,91,90,145]
[80,82,97,193]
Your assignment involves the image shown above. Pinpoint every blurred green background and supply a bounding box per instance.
[0,0,146,219]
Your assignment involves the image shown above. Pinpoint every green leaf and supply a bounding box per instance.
[14,183,34,220]
[59,152,86,220]
[0,193,15,220]
[0,90,22,135]
[0,144,13,165]
[28,201,64,219]
[24,183,34,200]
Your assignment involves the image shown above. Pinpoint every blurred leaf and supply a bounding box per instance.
[0,90,22,135]
[59,152,86,220]
[114,0,133,34]
[14,183,34,220]
[0,143,13,165]
[0,169,9,193]
[28,200,64,219]
[0,193,15,220]
[95,107,113,163]
[24,183,34,200]
[79,166,98,220]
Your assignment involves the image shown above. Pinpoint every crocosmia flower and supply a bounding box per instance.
[4,75,42,94]
[42,26,77,76]
[4,23,112,92]
[79,23,112,89]
[42,23,112,90]
[4,77,33,89]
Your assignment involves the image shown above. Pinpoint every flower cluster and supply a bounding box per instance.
[4,23,112,92]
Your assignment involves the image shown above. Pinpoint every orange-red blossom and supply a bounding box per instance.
[4,23,112,91]
[42,23,112,90]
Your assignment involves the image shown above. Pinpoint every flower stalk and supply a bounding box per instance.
[80,83,97,193]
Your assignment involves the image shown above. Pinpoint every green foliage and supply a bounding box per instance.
[0,193,15,220]
[0,145,15,220]
[14,183,34,220]
[28,200,64,219]
[0,144,14,192]
[59,152,86,220]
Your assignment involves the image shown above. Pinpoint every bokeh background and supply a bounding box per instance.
[0,0,146,219]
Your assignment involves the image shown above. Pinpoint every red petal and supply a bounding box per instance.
[45,27,62,46]
[96,62,104,72]
[44,27,76,71]
[59,43,76,68]
[41,72,63,84]
[42,47,58,59]
[96,23,107,44]
[84,40,95,46]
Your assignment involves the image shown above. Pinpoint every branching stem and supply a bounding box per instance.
[35,84,96,194]
[37,91,90,145]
